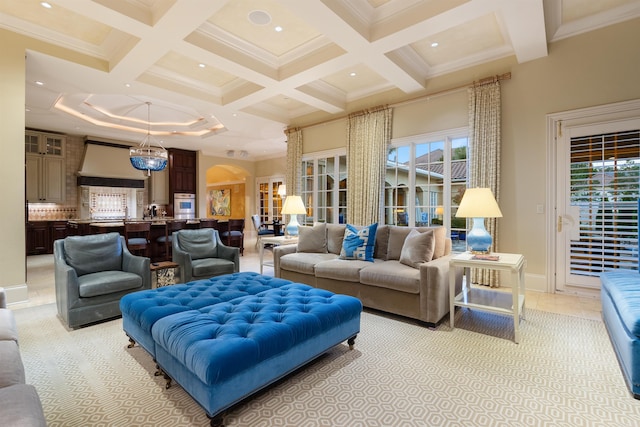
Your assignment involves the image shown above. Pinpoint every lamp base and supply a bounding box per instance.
[285,216,301,236]
[466,217,492,254]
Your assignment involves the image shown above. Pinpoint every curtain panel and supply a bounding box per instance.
[468,80,501,287]
[346,106,393,225]
[285,128,303,197]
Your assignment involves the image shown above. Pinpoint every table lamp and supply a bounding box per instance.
[281,195,306,236]
[455,188,502,253]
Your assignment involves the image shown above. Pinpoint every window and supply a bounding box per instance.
[256,177,284,224]
[300,150,347,224]
[385,128,468,251]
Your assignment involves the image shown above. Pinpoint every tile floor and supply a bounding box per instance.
[16,238,603,322]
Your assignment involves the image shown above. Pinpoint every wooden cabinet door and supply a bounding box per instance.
[27,222,50,255]
[25,155,42,202]
[42,157,65,203]
[50,221,68,246]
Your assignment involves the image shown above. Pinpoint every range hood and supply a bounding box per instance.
[77,141,147,188]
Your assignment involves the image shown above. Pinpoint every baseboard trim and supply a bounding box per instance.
[4,284,29,305]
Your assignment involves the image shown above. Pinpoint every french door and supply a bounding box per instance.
[556,119,640,290]
[256,177,284,224]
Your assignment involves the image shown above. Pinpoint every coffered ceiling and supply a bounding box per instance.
[1,0,639,160]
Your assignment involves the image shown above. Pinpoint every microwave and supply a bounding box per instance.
[174,193,196,219]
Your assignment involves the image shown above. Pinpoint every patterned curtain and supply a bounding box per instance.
[346,106,393,225]
[468,80,501,287]
[285,128,303,196]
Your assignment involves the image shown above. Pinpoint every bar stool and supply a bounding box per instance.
[156,220,186,261]
[221,218,245,255]
[124,221,152,257]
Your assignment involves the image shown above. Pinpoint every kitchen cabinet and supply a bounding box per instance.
[26,222,50,255]
[150,167,169,205]
[169,148,196,195]
[25,131,66,203]
[26,221,69,255]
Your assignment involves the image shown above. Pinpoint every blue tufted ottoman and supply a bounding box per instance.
[600,270,640,398]
[152,283,362,426]
[120,272,292,357]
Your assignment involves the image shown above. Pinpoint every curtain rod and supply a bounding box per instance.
[287,72,511,132]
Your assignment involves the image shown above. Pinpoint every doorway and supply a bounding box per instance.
[550,100,640,292]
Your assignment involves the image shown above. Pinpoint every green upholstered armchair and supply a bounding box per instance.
[172,229,239,283]
[54,232,151,328]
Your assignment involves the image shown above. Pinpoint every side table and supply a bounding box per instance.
[150,261,180,288]
[449,252,526,343]
[259,235,298,274]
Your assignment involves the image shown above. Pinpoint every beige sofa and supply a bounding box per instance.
[0,288,48,426]
[274,223,463,326]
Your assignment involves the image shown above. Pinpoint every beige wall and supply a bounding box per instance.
[0,38,27,298]
[289,18,640,291]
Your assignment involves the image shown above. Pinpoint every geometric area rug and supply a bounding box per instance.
[13,303,640,426]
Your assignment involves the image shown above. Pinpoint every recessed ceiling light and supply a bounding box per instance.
[40,2,52,9]
[248,10,271,25]
[35,81,44,86]
[431,42,439,48]
[349,72,357,77]
[274,26,283,32]
[198,63,206,68]
[124,83,131,88]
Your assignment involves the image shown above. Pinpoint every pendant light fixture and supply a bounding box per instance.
[129,101,168,175]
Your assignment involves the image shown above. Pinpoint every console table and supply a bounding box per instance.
[449,252,526,343]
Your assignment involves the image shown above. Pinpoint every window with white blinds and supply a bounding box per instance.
[569,129,640,275]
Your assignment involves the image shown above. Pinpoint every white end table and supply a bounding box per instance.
[449,252,526,343]
[259,235,298,274]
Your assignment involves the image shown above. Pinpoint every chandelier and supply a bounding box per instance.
[129,102,168,175]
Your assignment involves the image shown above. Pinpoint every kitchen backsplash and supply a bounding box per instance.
[28,205,77,221]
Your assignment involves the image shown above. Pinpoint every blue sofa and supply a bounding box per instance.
[600,269,640,398]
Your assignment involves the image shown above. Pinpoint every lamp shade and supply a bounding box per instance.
[281,195,306,215]
[277,184,287,197]
[281,195,306,236]
[455,188,503,218]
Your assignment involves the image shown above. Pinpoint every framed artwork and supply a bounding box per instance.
[208,188,231,216]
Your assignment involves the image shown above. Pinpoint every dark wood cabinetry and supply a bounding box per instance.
[26,222,50,255]
[169,148,196,195]
[26,221,68,255]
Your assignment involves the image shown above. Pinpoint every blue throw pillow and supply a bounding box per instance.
[339,223,378,262]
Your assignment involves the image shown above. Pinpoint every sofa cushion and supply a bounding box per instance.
[0,341,25,388]
[400,229,435,268]
[280,252,338,275]
[359,260,421,294]
[315,258,382,282]
[339,223,378,262]
[0,309,18,342]
[600,270,640,337]
[327,224,346,254]
[0,384,47,427]
[78,271,143,298]
[297,223,327,253]
[192,257,236,278]
[374,225,390,260]
[64,233,122,276]
[387,226,446,260]
[177,229,218,260]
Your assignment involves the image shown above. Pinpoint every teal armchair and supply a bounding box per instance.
[54,232,151,328]
[172,229,239,283]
